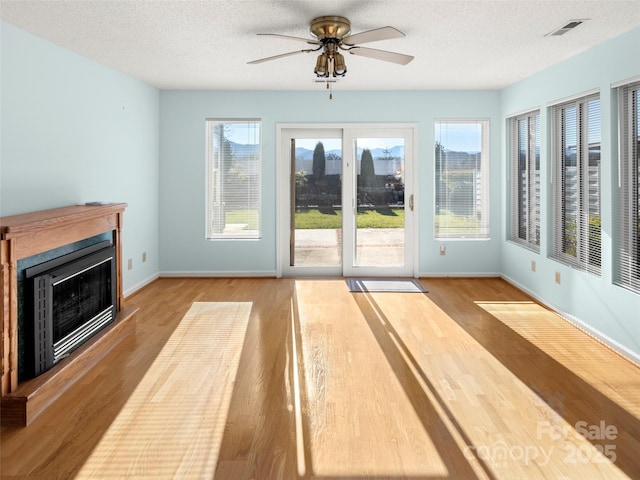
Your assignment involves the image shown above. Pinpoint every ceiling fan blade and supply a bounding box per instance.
[348,46,414,65]
[342,26,405,46]
[257,33,320,45]
[247,49,313,65]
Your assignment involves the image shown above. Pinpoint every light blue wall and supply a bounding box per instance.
[500,27,640,358]
[0,21,160,293]
[159,89,502,275]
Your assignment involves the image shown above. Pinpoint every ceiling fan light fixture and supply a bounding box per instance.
[314,53,328,77]
[334,52,347,76]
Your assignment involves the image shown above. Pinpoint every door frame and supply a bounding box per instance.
[276,123,419,278]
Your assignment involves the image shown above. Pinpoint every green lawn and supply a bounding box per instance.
[228,207,488,233]
[294,207,405,229]
[434,212,482,234]
[226,210,259,229]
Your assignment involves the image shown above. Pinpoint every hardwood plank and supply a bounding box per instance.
[1,277,638,479]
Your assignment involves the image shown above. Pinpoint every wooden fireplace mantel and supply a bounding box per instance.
[0,203,137,425]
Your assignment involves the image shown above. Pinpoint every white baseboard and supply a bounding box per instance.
[159,270,277,278]
[124,273,160,298]
[420,272,501,278]
[501,274,640,367]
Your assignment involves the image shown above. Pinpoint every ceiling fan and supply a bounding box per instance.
[248,16,414,81]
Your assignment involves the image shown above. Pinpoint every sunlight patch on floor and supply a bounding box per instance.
[292,280,449,478]
[354,290,631,479]
[475,300,640,420]
[75,302,252,479]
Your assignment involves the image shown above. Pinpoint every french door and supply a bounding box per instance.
[278,124,417,277]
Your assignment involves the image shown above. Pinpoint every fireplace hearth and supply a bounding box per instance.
[24,241,116,378]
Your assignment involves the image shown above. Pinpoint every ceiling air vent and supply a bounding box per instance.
[545,19,588,37]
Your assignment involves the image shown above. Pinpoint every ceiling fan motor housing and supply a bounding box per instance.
[310,16,351,40]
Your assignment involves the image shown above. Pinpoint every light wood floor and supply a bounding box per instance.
[2,277,639,479]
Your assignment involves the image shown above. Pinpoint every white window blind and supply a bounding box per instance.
[616,81,640,292]
[435,120,490,239]
[551,94,601,274]
[206,119,261,239]
[509,111,540,251]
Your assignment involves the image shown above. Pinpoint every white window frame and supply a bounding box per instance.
[434,119,490,239]
[550,93,601,275]
[615,80,640,293]
[509,110,541,251]
[205,119,261,239]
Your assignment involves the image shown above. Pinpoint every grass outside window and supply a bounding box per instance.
[294,207,405,229]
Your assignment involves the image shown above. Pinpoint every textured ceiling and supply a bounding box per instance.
[1,0,639,91]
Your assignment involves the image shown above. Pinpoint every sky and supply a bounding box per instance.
[296,129,482,153]
[223,122,485,153]
[294,137,403,152]
[223,122,260,144]
[435,122,483,152]
[222,125,405,153]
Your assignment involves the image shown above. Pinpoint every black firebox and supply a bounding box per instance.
[24,241,116,378]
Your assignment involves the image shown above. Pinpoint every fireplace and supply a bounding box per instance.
[24,241,116,378]
[1,203,136,426]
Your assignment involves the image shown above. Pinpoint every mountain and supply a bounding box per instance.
[228,140,406,162]
[229,141,260,158]
[440,149,482,169]
[230,141,479,172]
[293,147,404,176]
[294,145,405,161]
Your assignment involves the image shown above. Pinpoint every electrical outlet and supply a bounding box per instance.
[142,252,147,263]
[128,258,133,270]
[555,271,561,284]
[531,260,536,272]
[440,244,446,256]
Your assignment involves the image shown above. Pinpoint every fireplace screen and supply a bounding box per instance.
[25,242,116,378]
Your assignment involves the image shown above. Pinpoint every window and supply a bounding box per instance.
[509,110,541,251]
[435,120,490,238]
[616,81,640,292]
[551,94,601,274]
[206,119,261,239]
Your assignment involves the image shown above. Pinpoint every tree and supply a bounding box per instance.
[360,148,376,188]
[312,142,326,180]
[435,141,445,174]
[294,170,308,192]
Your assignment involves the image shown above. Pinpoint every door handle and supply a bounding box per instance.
[409,194,414,212]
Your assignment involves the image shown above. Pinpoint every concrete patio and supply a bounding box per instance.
[292,228,405,266]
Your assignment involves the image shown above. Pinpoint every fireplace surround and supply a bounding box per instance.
[0,203,137,425]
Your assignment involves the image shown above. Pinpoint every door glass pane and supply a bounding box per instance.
[291,138,342,266]
[354,138,405,267]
